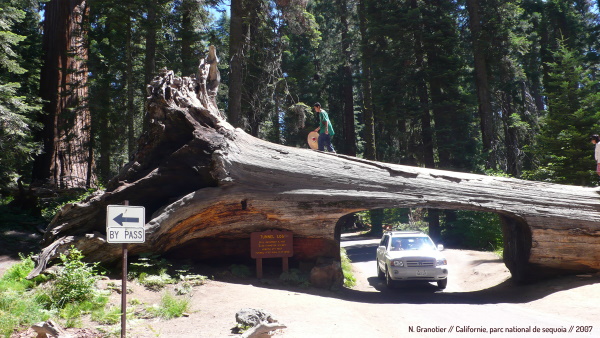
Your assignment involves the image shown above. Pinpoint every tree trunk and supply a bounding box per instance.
[180,0,198,76]
[33,0,95,189]
[410,0,434,170]
[500,92,520,177]
[126,16,135,158]
[144,1,157,87]
[426,0,469,172]
[369,209,384,236]
[228,0,243,128]
[96,78,111,184]
[410,0,439,237]
[28,48,600,284]
[465,0,496,169]
[358,0,376,161]
[338,0,357,156]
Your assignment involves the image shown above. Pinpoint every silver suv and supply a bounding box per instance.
[376,231,448,289]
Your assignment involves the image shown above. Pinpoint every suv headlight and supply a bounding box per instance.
[436,258,447,266]
[391,260,404,267]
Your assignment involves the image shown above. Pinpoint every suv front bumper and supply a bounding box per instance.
[389,266,448,281]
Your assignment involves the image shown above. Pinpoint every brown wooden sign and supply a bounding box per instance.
[250,230,293,258]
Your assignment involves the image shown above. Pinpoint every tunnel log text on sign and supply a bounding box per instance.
[250,230,293,259]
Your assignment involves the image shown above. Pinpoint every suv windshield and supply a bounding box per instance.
[389,237,435,251]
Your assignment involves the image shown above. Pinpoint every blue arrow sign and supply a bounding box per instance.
[113,213,140,226]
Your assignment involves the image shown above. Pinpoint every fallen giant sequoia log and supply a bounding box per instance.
[29,47,600,283]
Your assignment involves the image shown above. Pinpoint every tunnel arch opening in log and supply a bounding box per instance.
[335,208,534,283]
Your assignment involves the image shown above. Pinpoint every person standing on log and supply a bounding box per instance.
[313,102,336,153]
[590,134,600,176]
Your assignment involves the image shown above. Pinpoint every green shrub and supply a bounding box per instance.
[279,269,310,287]
[229,264,252,278]
[138,273,176,291]
[146,292,190,319]
[176,274,209,295]
[48,247,103,308]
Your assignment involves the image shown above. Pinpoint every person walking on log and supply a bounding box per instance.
[313,102,336,153]
[590,134,600,176]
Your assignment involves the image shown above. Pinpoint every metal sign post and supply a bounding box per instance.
[121,241,127,338]
[107,202,145,338]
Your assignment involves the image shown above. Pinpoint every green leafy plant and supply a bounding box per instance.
[91,305,123,325]
[0,256,51,337]
[138,273,176,291]
[229,264,252,278]
[58,293,109,328]
[129,254,171,277]
[340,248,356,288]
[0,289,50,338]
[176,274,209,295]
[235,323,252,334]
[129,254,177,291]
[442,211,503,251]
[145,292,190,319]
[47,246,103,309]
[279,269,310,287]
[40,187,102,222]
[129,298,142,306]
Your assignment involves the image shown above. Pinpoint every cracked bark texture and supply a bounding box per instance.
[29,46,600,282]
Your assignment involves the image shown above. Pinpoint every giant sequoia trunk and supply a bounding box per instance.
[33,0,95,189]
[29,48,600,284]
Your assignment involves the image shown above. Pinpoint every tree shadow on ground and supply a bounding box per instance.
[205,258,599,308]
[0,205,43,261]
[211,234,599,307]
[344,275,600,306]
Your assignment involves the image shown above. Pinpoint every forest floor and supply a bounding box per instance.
[2,232,599,337]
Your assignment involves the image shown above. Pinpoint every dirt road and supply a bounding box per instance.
[122,234,598,338]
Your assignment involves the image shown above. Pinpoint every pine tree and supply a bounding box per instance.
[534,44,600,186]
[0,1,42,190]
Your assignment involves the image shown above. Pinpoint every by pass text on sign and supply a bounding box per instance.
[250,230,293,259]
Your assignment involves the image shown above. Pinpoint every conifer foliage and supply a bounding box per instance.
[2,0,600,198]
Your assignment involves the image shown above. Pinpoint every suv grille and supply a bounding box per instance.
[405,258,435,267]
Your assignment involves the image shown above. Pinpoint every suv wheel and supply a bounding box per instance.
[376,260,385,279]
[437,278,447,289]
[385,267,395,289]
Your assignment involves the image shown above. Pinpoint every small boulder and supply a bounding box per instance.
[235,308,276,327]
[235,308,286,338]
[309,257,344,289]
